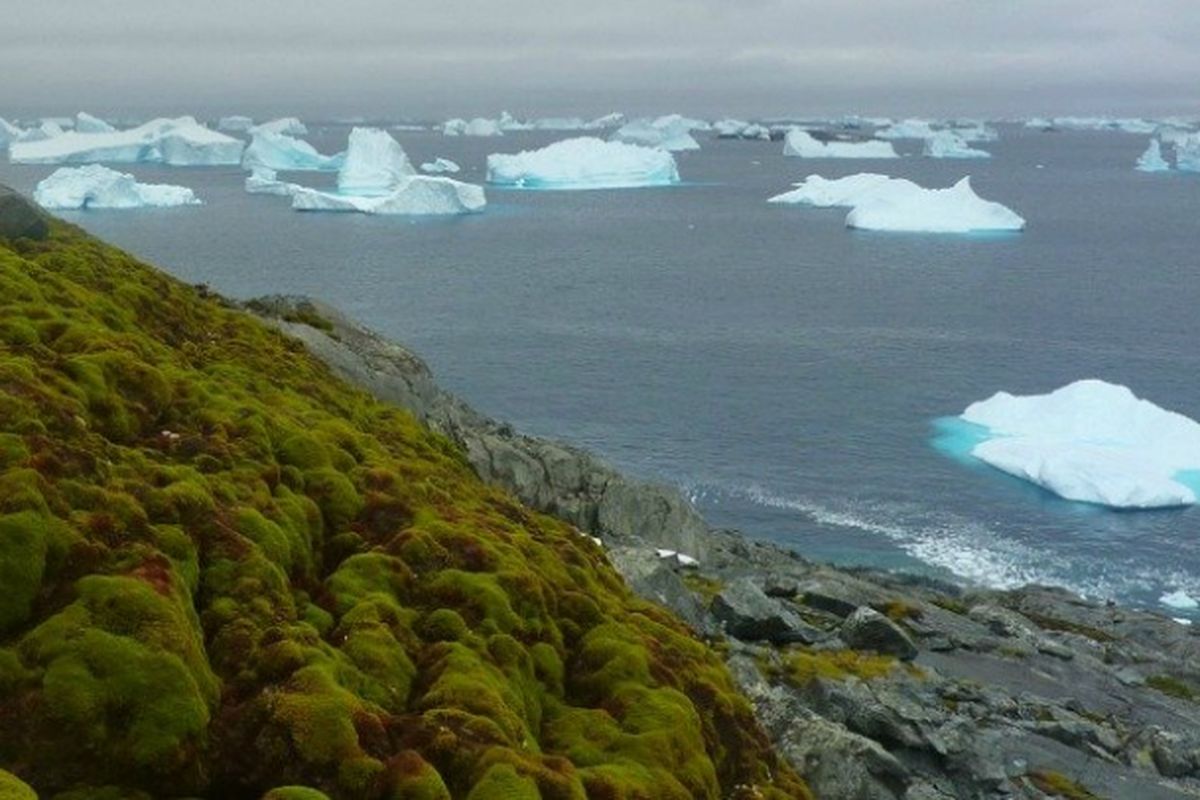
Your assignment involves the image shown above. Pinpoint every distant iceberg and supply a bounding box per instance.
[245,167,303,197]
[242,131,344,172]
[923,131,990,159]
[876,119,938,140]
[1176,133,1200,172]
[1136,139,1171,172]
[249,117,308,136]
[948,122,999,143]
[486,137,680,189]
[218,116,255,133]
[714,119,771,140]
[337,127,415,195]
[782,129,898,159]
[34,164,201,209]
[768,173,898,206]
[74,112,115,134]
[612,115,700,152]
[0,117,23,147]
[846,177,1024,233]
[443,117,503,137]
[957,379,1200,509]
[1161,590,1199,610]
[421,157,461,174]
[10,116,244,166]
[1051,117,1159,134]
[291,177,485,215]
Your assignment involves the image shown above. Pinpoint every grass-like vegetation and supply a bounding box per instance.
[0,220,810,799]
[784,648,898,685]
[1146,674,1197,703]
[1025,769,1104,799]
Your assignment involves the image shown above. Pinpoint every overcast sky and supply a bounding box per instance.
[3,0,1198,120]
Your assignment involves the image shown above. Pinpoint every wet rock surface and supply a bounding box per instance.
[254,295,1200,800]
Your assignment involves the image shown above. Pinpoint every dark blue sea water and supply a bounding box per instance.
[4,123,1199,618]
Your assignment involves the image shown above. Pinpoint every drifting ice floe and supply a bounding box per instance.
[876,118,938,140]
[34,164,201,209]
[74,112,115,134]
[443,118,504,137]
[244,168,303,197]
[420,158,461,174]
[485,137,680,189]
[1136,139,1171,172]
[959,379,1200,509]
[242,131,344,172]
[9,116,244,166]
[337,127,414,195]
[782,129,898,159]
[611,115,701,152]
[923,130,990,159]
[218,116,255,133]
[846,177,1024,233]
[1161,590,1200,610]
[249,117,308,136]
[768,173,898,206]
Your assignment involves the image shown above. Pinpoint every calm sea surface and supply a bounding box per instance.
[4,123,1198,617]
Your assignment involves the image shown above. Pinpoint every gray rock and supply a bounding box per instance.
[841,607,918,660]
[0,185,50,241]
[712,577,820,644]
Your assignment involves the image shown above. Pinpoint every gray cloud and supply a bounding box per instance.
[2,0,1197,119]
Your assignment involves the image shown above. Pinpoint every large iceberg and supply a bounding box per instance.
[846,177,1024,233]
[1136,139,1171,172]
[420,157,461,174]
[9,116,244,166]
[485,137,679,189]
[876,118,938,139]
[242,131,344,172]
[34,164,201,209]
[337,127,414,195]
[1176,133,1200,172]
[74,112,115,134]
[611,115,700,152]
[291,177,485,215]
[768,173,897,206]
[957,379,1200,509]
[249,117,308,136]
[782,129,898,159]
[923,131,990,159]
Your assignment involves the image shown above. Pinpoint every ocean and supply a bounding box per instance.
[4,122,1198,618]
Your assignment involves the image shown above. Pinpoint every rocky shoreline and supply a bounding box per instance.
[253,296,1200,800]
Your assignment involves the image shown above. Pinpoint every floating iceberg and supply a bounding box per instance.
[782,129,898,159]
[1161,590,1199,610]
[443,117,503,137]
[244,167,303,197]
[714,119,771,140]
[0,117,23,147]
[948,122,999,143]
[1176,133,1200,172]
[337,127,414,195]
[9,116,245,166]
[218,116,255,133]
[74,112,115,134]
[291,177,485,215]
[1024,117,1054,130]
[846,177,1024,233]
[34,164,201,209]
[876,119,938,140]
[1136,139,1171,172]
[249,117,308,136]
[768,173,898,206]
[584,112,625,130]
[958,379,1200,509]
[611,115,700,151]
[486,137,680,189]
[421,157,461,174]
[242,131,344,172]
[923,131,990,159]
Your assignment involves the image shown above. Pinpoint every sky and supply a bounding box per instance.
[3,0,1198,120]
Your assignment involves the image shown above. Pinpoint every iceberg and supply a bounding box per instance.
[336,127,414,195]
[1176,133,1200,172]
[442,117,503,137]
[9,116,244,166]
[74,112,115,134]
[1161,590,1199,610]
[782,129,898,159]
[948,122,999,143]
[0,117,23,147]
[242,131,344,172]
[218,116,255,133]
[714,119,771,140]
[485,137,679,189]
[291,177,485,215]
[420,157,461,174]
[1136,139,1171,172]
[846,177,1024,233]
[768,173,899,206]
[923,131,990,159]
[249,117,308,136]
[611,115,700,151]
[584,112,625,130]
[244,167,303,197]
[958,379,1200,509]
[876,118,938,140]
[34,164,201,209]
[1051,117,1159,134]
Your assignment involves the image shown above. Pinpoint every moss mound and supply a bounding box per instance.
[0,218,808,798]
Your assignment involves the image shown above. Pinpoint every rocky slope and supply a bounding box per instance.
[251,297,1200,800]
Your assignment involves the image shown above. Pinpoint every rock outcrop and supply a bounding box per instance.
[0,184,50,240]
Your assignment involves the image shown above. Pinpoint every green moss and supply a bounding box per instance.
[1146,674,1197,703]
[1019,610,1115,643]
[1026,769,1103,799]
[385,751,451,800]
[262,788,333,800]
[680,573,724,606]
[0,770,36,800]
[465,764,540,800]
[785,648,897,685]
[0,511,49,632]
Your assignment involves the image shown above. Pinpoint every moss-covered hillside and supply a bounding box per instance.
[0,217,809,799]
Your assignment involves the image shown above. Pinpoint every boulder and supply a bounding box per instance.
[712,577,821,644]
[841,607,918,660]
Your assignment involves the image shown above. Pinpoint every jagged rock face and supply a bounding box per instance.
[0,185,50,240]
